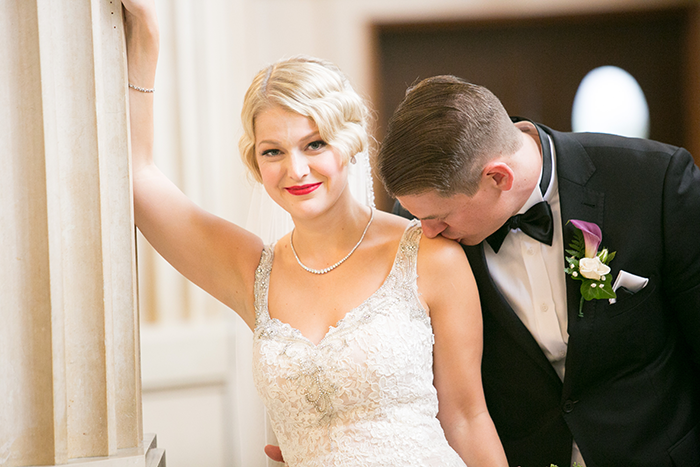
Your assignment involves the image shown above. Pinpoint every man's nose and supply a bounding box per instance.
[420,219,447,238]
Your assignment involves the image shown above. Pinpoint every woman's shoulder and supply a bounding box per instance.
[371,210,466,264]
[369,208,411,237]
[418,233,468,269]
[362,210,414,259]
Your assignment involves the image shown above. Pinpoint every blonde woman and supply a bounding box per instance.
[123,2,507,466]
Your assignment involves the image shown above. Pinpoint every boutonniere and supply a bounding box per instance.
[564,220,616,317]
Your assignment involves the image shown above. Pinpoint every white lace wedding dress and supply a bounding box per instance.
[252,221,467,467]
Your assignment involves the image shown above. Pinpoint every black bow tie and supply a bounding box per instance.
[486,201,554,253]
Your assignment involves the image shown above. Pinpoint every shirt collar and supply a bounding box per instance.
[511,118,555,214]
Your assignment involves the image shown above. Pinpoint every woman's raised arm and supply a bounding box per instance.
[122,1,263,327]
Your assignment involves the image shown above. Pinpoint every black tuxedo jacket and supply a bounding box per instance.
[461,125,700,467]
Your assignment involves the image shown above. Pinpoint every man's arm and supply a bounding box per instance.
[663,148,700,366]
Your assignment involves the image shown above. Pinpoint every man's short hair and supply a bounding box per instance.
[377,76,522,197]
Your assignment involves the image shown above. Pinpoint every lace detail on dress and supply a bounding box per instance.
[252,220,467,467]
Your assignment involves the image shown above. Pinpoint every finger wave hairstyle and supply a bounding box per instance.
[239,56,371,183]
[377,75,522,197]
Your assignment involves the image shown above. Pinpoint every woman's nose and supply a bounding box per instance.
[287,150,310,179]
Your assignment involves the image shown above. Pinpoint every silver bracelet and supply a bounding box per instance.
[129,83,155,93]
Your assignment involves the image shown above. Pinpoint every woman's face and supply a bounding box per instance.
[254,106,350,220]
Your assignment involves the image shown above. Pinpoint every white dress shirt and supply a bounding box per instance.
[484,133,585,467]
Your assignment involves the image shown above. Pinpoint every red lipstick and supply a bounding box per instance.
[285,182,322,196]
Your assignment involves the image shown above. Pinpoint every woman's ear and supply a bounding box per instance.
[482,161,514,192]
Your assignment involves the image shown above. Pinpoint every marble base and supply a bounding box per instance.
[51,435,165,467]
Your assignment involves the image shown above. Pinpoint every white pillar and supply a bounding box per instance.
[0,1,163,465]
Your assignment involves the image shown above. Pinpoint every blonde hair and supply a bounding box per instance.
[239,56,370,183]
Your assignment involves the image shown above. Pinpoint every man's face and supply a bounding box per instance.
[398,189,507,246]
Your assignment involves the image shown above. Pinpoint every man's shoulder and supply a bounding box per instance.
[547,127,690,185]
[547,126,681,159]
[516,119,681,156]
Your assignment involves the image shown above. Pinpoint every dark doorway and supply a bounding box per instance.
[373,6,694,152]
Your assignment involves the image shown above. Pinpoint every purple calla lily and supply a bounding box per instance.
[570,219,602,258]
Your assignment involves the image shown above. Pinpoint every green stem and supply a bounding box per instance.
[578,296,585,318]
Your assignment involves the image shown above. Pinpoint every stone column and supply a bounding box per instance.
[0,1,163,465]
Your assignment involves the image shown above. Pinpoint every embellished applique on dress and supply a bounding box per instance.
[252,220,467,467]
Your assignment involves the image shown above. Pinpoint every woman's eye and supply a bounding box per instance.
[307,140,326,151]
[261,149,281,157]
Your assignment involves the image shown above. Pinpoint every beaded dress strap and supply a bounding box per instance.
[393,219,422,284]
[253,245,275,328]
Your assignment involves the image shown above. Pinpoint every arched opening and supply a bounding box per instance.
[571,66,649,138]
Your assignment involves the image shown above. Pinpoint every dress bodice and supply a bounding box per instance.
[252,220,467,467]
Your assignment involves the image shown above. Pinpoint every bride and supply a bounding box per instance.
[123,1,507,466]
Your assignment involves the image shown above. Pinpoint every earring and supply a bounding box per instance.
[350,155,357,164]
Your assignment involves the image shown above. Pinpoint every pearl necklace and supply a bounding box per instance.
[290,208,374,275]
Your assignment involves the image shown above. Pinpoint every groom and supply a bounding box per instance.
[377,76,700,467]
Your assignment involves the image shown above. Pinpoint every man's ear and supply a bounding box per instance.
[483,161,514,191]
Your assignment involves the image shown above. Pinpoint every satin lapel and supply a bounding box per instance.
[463,244,561,383]
[544,126,605,398]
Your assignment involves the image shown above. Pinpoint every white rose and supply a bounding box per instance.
[578,257,611,281]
